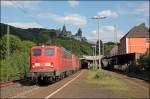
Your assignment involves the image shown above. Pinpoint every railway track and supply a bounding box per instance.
[105,69,149,82]
[0,79,38,98]
[0,79,29,88]
[0,70,82,98]
[0,81,14,88]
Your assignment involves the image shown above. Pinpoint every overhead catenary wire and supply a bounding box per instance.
[10,0,46,29]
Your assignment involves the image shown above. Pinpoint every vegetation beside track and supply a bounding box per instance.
[139,50,150,71]
[0,35,36,82]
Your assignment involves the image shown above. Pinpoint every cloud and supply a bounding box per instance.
[92,26,115,35]
[38,13,87,27]
[102,26,116,33]
[55,14,87,27]
[117,2,149,16]
[89,26,124,42]
[1,1,41,9]
[98,10,118,18]
[1,1,13,6]
[68,0,79,7]
[6,22,43,29]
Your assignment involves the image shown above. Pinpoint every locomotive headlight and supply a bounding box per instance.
[45,63,51,66]
[34,63,40,66]
[45,62,54,67]
[50,62,54,67]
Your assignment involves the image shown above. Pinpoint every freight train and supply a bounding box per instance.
[28,45,80,83]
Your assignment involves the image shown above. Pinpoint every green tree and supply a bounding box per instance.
[0,34,22,59]
[139,49,150,70]
[0,34,36,81]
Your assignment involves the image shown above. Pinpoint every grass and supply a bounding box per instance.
[85,69,129,91]
[84,69,149,98]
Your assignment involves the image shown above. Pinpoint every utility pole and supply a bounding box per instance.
[92,45,95,68]
[114,25,117,47]
[103,42,105,55]
[91,16,106,70]
[114,25,118,65]
[114,25,117,54]
[97,19,100,69]
[6,25,10,59]
[92,45,96,69]
[94,44,97,69]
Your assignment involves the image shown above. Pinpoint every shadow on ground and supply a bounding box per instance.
[12,76,68,87]
[12,79,37,86]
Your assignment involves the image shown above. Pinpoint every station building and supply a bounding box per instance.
[118,23,149,55]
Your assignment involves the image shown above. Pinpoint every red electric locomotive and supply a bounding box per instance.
[29,45,80,82]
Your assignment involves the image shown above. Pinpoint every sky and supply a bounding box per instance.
[1,0,149,43]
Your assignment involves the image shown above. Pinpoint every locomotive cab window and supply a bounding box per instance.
[33,49,41,56]
[45,48,55,56]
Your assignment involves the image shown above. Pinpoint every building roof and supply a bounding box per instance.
[82,55,103,60]
[123,23,149,38]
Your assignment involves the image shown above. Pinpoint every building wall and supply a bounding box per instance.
[118,37,126,54]
[127,37,149,54]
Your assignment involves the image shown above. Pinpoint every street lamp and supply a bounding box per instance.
[91,16,106,69]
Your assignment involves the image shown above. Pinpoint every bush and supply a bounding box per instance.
[139,49,150,71]
[0,34,22,59]
[0,34,36,82]
[1,52,28,81]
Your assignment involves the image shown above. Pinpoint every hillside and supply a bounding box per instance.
[104,42,116,55]
[0,23,93,57]
[49,37,93,57]
[0,23,57,44]
[95,40,115,56]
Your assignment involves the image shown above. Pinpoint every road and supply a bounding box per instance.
[0,69,149,98]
